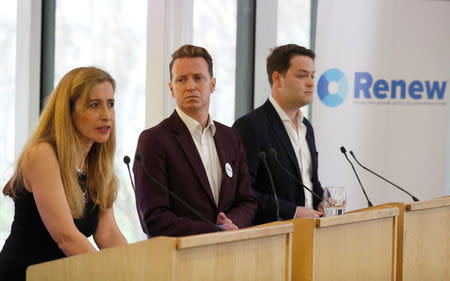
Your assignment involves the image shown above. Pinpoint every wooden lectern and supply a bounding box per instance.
[258,206,399,281]
[385,196,450,281]
[27,223,293,281]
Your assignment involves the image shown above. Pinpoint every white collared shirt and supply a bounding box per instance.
[176,107,223,206]
[269,96,313,210]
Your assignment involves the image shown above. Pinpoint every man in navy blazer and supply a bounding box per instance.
[233,44,324,225]
[133,44,256,237]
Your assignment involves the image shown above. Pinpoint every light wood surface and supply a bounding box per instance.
[256,206,399,281]
[175,232,291,281]
[348,202,407,281]
[402,197,449,281]
[378,202,406,281]
[405,196,450,211]
[314,206,398,281]
[313,215,397,281]
[27,223,294,281]
[27,236,177,281]
[372,197,449,281]
[177,223,293,249]
[319,206,399,227]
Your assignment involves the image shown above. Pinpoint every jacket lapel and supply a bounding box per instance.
[304,120,317,174]
[169,111,216,205]
[212,126,228,210]
[263,100,301,178]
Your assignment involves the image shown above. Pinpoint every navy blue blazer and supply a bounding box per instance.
[133,110,256,237]
[233,100,323,224]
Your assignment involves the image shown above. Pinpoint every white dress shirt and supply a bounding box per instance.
[176,107,223,206]
[269,96,314,210]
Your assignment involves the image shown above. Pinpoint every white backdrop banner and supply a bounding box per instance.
[312,0,450,211]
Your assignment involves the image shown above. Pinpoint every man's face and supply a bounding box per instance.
[169,57,216,117]
[277,55,315,109]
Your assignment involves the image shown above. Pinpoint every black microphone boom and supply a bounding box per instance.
[123,156,135,190]
[258,151,282,221]
[134,153,225,232]
[349,151,419,202]
[340,146,373,207]
[123,155,149,236]
[267,148,322,201]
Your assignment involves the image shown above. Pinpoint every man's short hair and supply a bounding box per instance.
[169,44,214,80]
[266,44,315,86]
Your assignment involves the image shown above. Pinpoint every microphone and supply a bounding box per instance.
[340,146,373,207]
[123,155,149,236]
[134,153,225,232]
[258,151,282,221]
[123,156,135,190]
[267,148,322,201]
[349,150,419,202]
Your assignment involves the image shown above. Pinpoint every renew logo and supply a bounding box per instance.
[317,68,447,107]
[317,68,348,107]
[354,72,447,100]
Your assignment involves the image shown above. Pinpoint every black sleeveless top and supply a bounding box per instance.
[0,175,99,281]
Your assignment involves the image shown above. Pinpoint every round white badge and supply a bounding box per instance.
[225,163,233,178]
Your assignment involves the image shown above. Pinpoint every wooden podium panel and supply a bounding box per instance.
[258,206,399,281]
[358,196,449,281]
[27,223,293,281]
[397,197,449,281]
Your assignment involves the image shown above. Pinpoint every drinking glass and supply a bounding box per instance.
[323,186,347,216]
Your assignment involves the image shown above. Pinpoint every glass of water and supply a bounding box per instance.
[323,186,347,216]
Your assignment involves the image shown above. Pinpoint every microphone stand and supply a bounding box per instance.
[349,151,419,201]
[123,155,150,236]
[267,148,322,201]
[340,147,373,207]
[135,153,225,232]
[259,151,282,221]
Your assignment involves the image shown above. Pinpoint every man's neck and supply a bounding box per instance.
[179,108,210,130]
[271,94,300,127]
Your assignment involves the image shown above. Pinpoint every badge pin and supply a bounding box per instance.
[225,163,233,178]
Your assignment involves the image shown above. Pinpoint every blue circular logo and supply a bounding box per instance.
[317,68,348,107]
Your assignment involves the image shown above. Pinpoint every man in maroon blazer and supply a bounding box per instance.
[133,44,256,237]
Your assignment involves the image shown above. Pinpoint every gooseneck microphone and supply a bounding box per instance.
[134,153,225,232]
[123,156,135,190]
[123,155,149,236]
[267,148,322,201]
[340,146,373,207]
[258,151,282,221]
[349,151,419,202]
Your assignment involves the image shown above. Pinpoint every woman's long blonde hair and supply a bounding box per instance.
[3,66,118,218]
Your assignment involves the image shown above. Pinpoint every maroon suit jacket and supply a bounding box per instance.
[133,111,256,237]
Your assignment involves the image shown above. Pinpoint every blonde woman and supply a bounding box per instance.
[0,67,127,280]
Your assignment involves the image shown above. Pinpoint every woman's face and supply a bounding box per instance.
[71,81,115,153]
